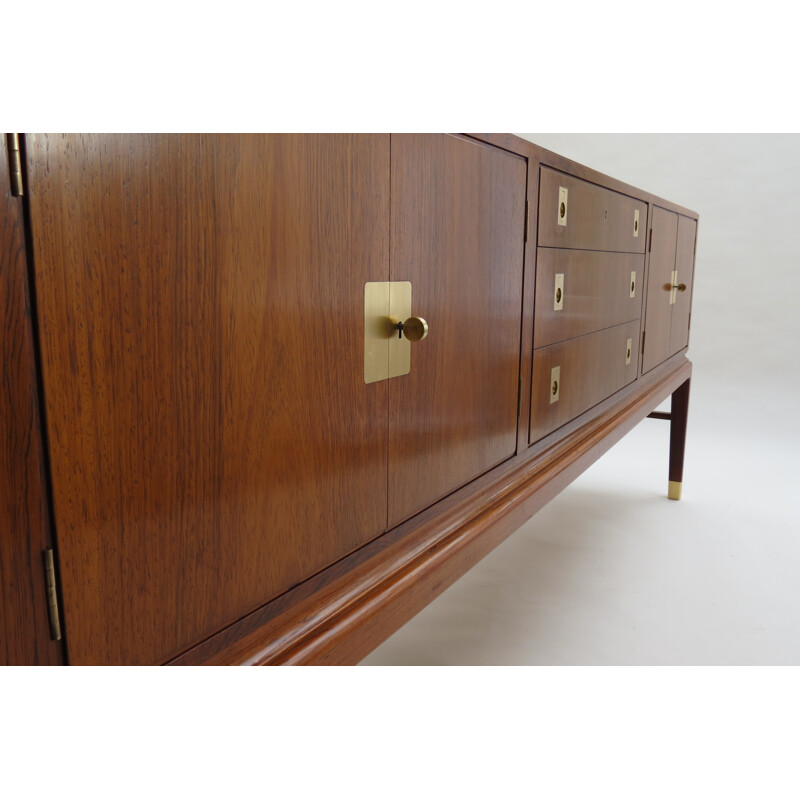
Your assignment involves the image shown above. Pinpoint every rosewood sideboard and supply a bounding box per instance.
[0,133,697,665]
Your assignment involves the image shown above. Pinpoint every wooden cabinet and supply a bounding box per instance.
[2,133,698,665]
[642,207,697,373]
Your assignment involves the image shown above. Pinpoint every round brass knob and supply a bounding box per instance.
[664,283,687,292]
[399,316,428,342]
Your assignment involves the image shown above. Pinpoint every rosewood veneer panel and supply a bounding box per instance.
[538,167,647,253]
[534,248,644,348]
[387,134,527,528]
[26,134,391,665]
[530,320,641,443]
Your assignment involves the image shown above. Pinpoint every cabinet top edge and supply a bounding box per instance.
[465,133,700,221]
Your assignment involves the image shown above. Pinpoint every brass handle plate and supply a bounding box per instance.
[364,281,427,383]
[550,365,560,404]
[666,270,687,304]
[630,270,636,299]
[626,337,632,366]
[558,186,568,227]
[633,209,640,238]
[554,273,564,311]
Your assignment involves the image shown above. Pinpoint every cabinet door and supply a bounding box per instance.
[642,206,679,373]
[642,206,696,373]
[27,134,390,664]
[388,134,527,527]
[669,215,697,355]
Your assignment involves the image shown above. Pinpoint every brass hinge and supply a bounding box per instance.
[6,133,23,197]
[518,377,522,416]
[42,549,62,641]
[648,228,653,253]
[688,311,692,331]
[641,330,646,355]
[524,199,530,243]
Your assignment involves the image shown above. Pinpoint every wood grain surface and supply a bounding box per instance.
[538,166,648,253]
[533,248,644,348]
[670,216,697,355]
[387,134,527,528]
[1,135,61,664]
[26,134,391,664]
[467,134,699,221]
[530,320,641,443]
[169,354,692,665]
[642,206,679,373]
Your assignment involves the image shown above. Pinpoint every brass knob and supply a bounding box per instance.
[664,283,687,292]
[397,316,428,342]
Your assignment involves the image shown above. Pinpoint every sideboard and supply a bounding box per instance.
[1,133,697,665]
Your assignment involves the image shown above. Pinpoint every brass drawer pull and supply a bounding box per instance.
[664,283,687,292]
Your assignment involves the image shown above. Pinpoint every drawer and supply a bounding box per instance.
[538,167,647,253]
[534,248,644,348]
[530,321,640,444]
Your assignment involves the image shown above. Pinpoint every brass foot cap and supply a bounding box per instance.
[668,481,682,501]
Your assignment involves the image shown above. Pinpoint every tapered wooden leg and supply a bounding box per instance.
[667,378,690,500]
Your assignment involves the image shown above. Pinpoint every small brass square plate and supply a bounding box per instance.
[558,186,568,227]
[550,365,560,404]
[364,281,413,384]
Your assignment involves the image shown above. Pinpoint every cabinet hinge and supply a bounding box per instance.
[6,133,24,197]
[641,330,646,355]
[524,199,530,243]
[42,548,62,641]
[688,312,692,331]
[517,377,522,417]
[648,228,653,253]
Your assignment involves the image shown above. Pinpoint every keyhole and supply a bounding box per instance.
[604,209,608,221]
[559,202,566,219]
[631,280,635,293]
[627,347,631,360]
[552,380,559,396]
[556,287,562,304]
[634,218,638,233]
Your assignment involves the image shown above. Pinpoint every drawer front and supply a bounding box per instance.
[530,321,641,443]
[534,248,644,348]
[538,167,647,253]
